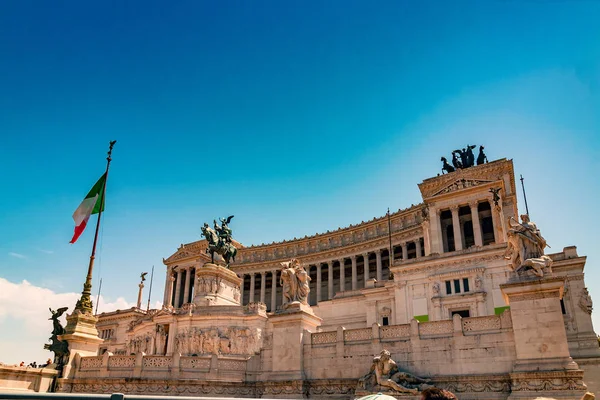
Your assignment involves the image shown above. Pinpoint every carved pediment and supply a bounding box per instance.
[433,178,493,196]
[418,158,515,199]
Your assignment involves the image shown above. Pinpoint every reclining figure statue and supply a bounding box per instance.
[358,350,433,394]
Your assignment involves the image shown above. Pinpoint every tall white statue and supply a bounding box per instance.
[280,258,311,307]
[505,214,552,277]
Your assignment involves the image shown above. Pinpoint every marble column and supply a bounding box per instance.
[339,259,346,292]
[415,239,422,258]
[328,261,334,300]
[271,270,278,311]
[249,273,256,303]
[260,272,266,303]
[470,201,483,247]
[183,267,191,305]
[351,256,357,290]
[316,264,322,303]
[401,243,408,260]
[430,207,444,254]
[163,268,170,305]
[489,198,500,244]
[239,274,245,306]
[167,275,175,307]
[173,269,183,308]
[363,253,369,285]
[375,250,382,281]
[450,205,463,251]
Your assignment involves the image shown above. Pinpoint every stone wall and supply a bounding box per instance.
[303,312,515,380]
[0,365,58,392]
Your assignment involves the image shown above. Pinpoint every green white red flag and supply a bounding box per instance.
[70,173,107,244]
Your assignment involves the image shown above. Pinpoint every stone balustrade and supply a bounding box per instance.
[77,353,249,381]
[311,312,511,347]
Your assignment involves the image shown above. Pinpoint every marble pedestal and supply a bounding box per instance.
[59,311,103,379]
[193,263,242,306]
[501,276,587,399]
[269,303,322,381]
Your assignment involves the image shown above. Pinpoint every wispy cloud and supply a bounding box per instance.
[0,278,138,365]
[37,249,54,255]
[8,252,26,259]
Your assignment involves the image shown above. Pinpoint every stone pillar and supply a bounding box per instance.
[173,269,183,308]
[327,261,334,299]
[239,274,245,306]
[363,253,369,285]
[430,207,443,254]
[249,273,256,303]
[450,205,463,251]
[470,201,483,247]
[271,270,278,311]
[339,259,346,292]
[351,256,357,290]
[269,306,322,381]
[489,198,500,244]
[137,282,144,309]
[316,264,322,303]
[163,268,170,305]
[415,240,422,258]
[422,219,431,256]
[183,267,191,305]
[260,272,266,303]
[375,250,382,281]
[167,275,175,307]
[401,243,408,260]
[501,277,584,399]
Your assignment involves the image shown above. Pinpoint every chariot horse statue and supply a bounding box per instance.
[201,216,237,267]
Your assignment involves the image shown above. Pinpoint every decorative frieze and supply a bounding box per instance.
[180,357,210,370]
[462,315,501,333]
[142,356,172,369]
[380,325,410,339]
[419,320,453,336]
[312,331,337,345]
[344,328,373,342]
[107,356,135,368]
[79,356,103,370]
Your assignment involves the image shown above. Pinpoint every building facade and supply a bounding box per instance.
[60,158,600,399]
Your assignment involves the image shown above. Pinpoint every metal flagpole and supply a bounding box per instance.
[387,208,393,264]
[94,278,103,315]
[147,265,154,312]
[74,140,116,314]
[520,174,530,217]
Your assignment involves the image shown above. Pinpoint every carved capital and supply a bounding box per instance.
[468,200,479,209]
[449,205,460,213]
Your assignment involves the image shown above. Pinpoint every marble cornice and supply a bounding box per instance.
[428,267,486,280]
[163,204,429,267]
[230,226,426,273]
[391,245,507,276]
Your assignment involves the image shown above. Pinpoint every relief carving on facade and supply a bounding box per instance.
[579,288,593,315]
[174,326,262,356]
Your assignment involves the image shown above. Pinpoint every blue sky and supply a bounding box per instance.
[0,1,599,363]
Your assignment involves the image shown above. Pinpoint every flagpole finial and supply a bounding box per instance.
[107,140,117,162]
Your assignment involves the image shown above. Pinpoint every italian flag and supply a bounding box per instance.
[70,173,107,244]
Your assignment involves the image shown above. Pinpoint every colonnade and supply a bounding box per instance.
[163,238,427,311]
[239,239,424,310]
[434,199,498,253]
[163,266,196,309]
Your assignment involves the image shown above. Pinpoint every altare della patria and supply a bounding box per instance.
[2,146,600,400]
